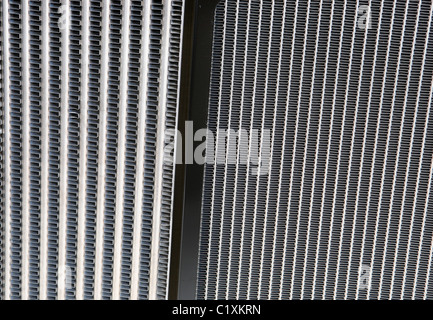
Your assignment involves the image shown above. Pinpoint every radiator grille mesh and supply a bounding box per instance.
[197,0,433,300]
[0,0,184,300]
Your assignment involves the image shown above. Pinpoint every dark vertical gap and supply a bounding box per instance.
[174,0,221,300]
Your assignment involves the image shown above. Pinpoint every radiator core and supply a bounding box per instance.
[197,0,433,300]
[0,0,184,300]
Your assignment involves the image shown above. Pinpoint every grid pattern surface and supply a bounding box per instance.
[0,0,184,300]
[197,0,433,300]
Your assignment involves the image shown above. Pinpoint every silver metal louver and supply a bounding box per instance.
[196,0,433,300]
[0,0,184,300]
[2,0,433,302]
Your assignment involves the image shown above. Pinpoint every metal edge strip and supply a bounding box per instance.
[1,0,11,301]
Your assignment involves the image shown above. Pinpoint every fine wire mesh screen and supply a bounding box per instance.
[197,0,433,299]
[0,0,184,300]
